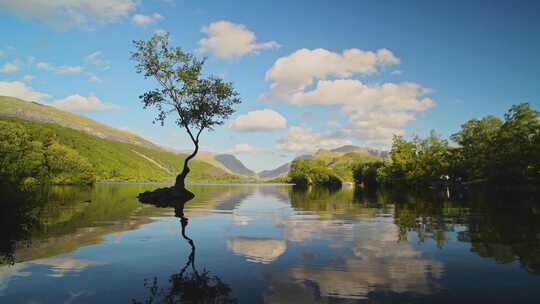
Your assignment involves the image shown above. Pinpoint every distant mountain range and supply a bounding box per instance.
[258,162,291,179]
[215,154,256,177]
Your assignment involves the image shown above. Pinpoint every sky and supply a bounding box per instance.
[0,0,539,171]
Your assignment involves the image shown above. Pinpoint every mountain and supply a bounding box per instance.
[215,154,256,177]
[0,96,158,149]
[330,145,388,158]
[0,96,244,183]
[260,146,386,182]
[258,162,291,180]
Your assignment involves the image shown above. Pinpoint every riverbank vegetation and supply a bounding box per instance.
[353,103,540,190]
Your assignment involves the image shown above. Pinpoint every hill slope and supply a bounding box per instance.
[215,154,256,177]
[263,146,386,182]
[0,96,244,183]
[0,117,242,183]
[0,96,158,149]
[258,162,291,180]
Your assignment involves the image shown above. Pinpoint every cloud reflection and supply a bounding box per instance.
[228,237,287,264]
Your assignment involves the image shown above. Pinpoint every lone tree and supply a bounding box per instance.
[132,33,241,192]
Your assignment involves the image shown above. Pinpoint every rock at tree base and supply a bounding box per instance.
[137,186,194,210]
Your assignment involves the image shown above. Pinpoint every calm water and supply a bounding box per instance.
[1,183,540,303]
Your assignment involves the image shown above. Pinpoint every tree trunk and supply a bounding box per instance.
[175,141,199,191]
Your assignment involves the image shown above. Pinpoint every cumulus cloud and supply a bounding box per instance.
[52,94,121,112]
[229,143,258,155]
[198,20,280,59]
[289,79,435,144]
[36,62,83,74]
[0,60,20,73]
[262,48,399,101]
[262,47,435,145]
[229,109,287,132]
[0,0,137,29]
[278,126,352,153]
[0,81,52,102]
[131,13,164,27]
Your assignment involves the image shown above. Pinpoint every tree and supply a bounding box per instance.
[450,116,502,180]
[132,33,241,191]
[492,103,540,183]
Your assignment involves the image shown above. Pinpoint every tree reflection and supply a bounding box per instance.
[380,188,540,274]
[134,194,237,304]
[0,181,41,264]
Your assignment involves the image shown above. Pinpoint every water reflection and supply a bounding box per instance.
[228,237,287,264]
[0,183,540,303]
[134,193,238,304]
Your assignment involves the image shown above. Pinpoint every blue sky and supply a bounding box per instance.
[0,0,539,171]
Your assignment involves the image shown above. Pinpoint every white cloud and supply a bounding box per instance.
[262,48,435,145]
[0,0,137,29]
[229,109,287,132]
[22,75,35,82]
[0,81,51,102]
[52,94,121,112]
[198,20,280,59]
[0,81,120,112]
[288,79,435,144]
[57,66,83,74]
[88,74,102,83]
[391,70,403,75]
[278,126,352,153]
[84,51,109,66]
[36,62,51,70]
[36,61,83,74]
[131,13,164,27]
[262,48,399,101]
[0,60,20,73]
[229,143,258,155]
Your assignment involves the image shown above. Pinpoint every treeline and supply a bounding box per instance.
[0,120,95,188]
[354,103,540,189]
[288,158,342,188]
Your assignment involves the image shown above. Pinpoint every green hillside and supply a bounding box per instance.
[0,96,158,149]
[0,116,242,183]
[308,149,383,181]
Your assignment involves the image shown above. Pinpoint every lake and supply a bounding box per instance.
[1,183,540,303]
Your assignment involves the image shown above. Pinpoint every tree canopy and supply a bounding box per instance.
[132,33,241,190]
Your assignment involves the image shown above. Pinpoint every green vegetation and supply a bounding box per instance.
[309,149,382,181]
[353,103,540,189]
[0,117,243,185]
[0,120,95,187]
[288,158,342,188]
[0,95,158,148]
